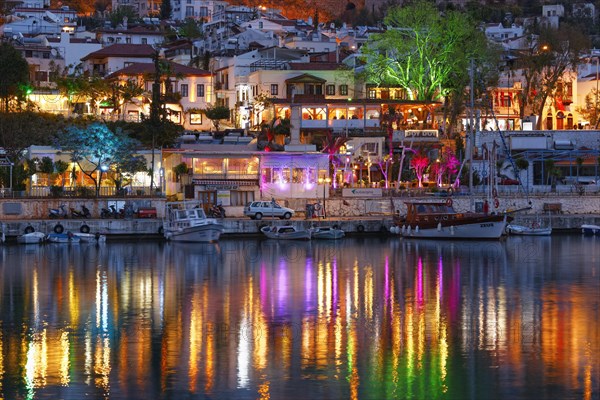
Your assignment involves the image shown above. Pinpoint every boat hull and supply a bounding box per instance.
[581,224,600,236]
[400,217,507,239]
[507,224,552,236]
[16,232,46,244]
[311,228,345,240]
[261,226,311,240]
[165,225,224,242]
[47,233,81,243]
[73,233,107,243]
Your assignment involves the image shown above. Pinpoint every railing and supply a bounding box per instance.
[19,186,164,198]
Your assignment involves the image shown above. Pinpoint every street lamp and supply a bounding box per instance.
[318,176,331,219]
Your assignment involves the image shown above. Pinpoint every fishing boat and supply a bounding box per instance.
[392,201,508,239]
[47,232,81,243]
[163,201,224,242]
[506,224,552,236]
[260,225,312,240]
[16,231,47,244]
[310,226,345,240]
[581,224,600,236]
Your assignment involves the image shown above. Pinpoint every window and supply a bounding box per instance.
[126,37,131,44]
[197,84,205,97]
[141,38,147,44]
[339,84,348,95]
[271,84,278,96]
[230,191,254,206]
[181,84,188,97]
[326,85,335,95]
[190,113,202,125]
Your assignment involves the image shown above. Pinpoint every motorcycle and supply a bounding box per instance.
[49,204,68,219]
[208,204,226,218]
[100,205,119,219]
[71,205,92,219]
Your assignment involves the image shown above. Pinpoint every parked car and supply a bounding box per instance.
[244,201,294,220]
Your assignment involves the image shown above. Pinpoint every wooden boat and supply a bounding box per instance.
[310,226,345,240]
[507,224,552,236]
[393,201,509,239]
[581,224,600,236]
[16,232,47,244]
[73,232,107,243]
[260,225,312,240]
[47,232,81,243]
[163,201,224,242]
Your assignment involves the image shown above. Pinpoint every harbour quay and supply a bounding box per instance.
[1,195,599,240]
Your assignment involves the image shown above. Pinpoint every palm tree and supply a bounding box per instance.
[321,130,349,189]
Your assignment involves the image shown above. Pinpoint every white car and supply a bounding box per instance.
[244,201,294,220]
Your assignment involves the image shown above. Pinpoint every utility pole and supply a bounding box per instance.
[468,59,475,196]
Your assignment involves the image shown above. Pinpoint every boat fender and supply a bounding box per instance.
[407,225,412,234]
[24,225,35,234]
[54,224,64,234]
[80,224,90,234]
[494,198,500,209]
[357,224,365,233]
[450,225,455,235]
[437,222,442,231]
[158,226,164,235]
[402,225,406,235]
[333,224,340,230]
[445,198,453,207]
[415,226,419,233]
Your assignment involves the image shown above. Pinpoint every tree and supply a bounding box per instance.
[55,123,141,196]
[576,88,600,128]
[410,150,429,187]
[516,25,590,129]
[108,6,138,28]
[321,130,350,188]
[361,1,493,103]
[160,0,172,20]
[202,105,230,133]
[178,18,203,39]
[0,43,30,113]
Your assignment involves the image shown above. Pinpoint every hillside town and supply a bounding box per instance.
[0,0,599,217]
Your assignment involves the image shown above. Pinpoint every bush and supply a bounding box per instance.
[75,186,94,197]
[50,185,63,197]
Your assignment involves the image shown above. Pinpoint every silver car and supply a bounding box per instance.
[244,201,294,220]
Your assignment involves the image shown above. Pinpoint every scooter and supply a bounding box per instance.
[100,205,119,219]
[71,205,92,219]
[208,204,226,218]
[49,204,68,219]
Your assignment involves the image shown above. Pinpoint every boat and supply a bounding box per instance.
[16,232,47,244]
[392,201,509,239]
[47,232,81,243]
[163,201,224,242]
[581,224,600,236]
[73,232,107,243]
[310,226,345,239]
[260,225,312,240]
[507,224,552,236]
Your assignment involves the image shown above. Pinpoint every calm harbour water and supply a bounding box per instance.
[0,236,598,400]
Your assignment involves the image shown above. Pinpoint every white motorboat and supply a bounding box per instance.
[581,224,600,236]
[73,232,107,243]
[392,201,508,240]
[507,224,552,236]
[47,232,81,243]
[163,202,224,242]
[310,226,345,240]
[16,232,47,244]
[260,225,312,240]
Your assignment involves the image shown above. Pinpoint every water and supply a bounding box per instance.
[0,236,598,400]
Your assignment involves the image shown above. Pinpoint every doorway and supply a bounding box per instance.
[196,190,217,212]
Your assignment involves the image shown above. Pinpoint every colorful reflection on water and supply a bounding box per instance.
[0,236,598,399]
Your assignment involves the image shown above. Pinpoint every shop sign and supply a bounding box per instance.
[404,130,439,141]
[342,188,383,197]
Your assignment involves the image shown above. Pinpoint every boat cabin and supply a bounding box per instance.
[405,201,460,225]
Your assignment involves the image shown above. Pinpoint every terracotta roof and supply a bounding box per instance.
[81,44,156,61]
[106,61,211,78]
